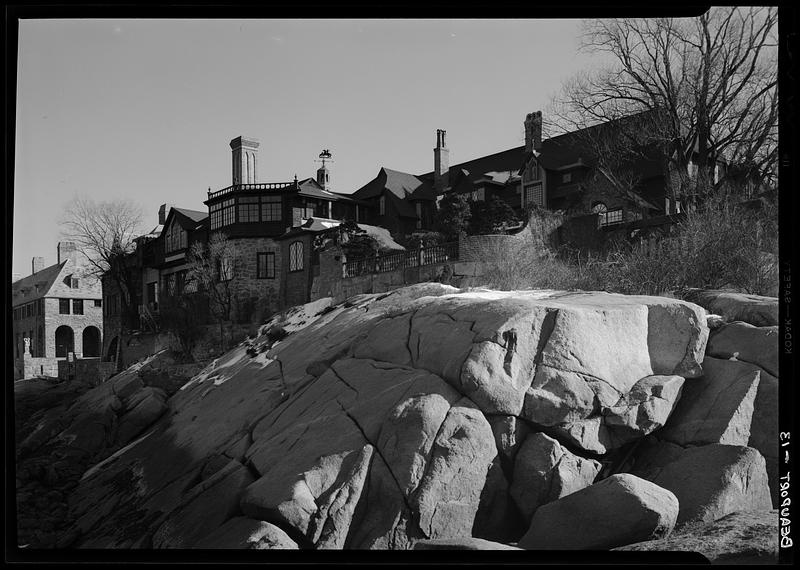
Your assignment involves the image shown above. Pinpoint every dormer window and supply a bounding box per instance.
[165,220,188,253]
[525,160,541,182]
[63,275,79,288]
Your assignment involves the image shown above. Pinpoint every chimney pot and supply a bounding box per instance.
[57,242,78,264]
[31,257,45,275]
[434,128,450,193]
[525,111,543,153]
[158,203,174,225]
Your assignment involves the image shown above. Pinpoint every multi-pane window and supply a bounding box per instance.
[289,241,304,272]
[562,172,572,183]
[94,299,102,308]
[165,220,187,253]
[524,182,544,207]
[238,196,260,223]
[379,196,386,216]
[71,277,80,288]
[222,199,235,226]
[257,252,276,279]
[599,207,624,228]
[73,299,84,315]
[59,298,70,314]
[210,201,222,230]
[415,202,423,229]
[262,196,282,221]
[37,325,44,357]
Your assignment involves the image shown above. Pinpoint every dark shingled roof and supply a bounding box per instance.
[12,261,68,305]
[173,207,208,223]
[296,178,369,205]
[352,167,436,202]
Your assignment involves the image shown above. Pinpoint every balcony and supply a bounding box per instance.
[207,182,298,202]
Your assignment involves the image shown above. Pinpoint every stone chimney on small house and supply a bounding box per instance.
[524,111,543,153]
[57,241,78,264]
[434,129,450,193]
[158,203,174,225]
[230,136,260,185]
[31,257,45,275]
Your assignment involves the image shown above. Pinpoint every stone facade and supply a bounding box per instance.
[227,237,283,323]
[12,254,103,380]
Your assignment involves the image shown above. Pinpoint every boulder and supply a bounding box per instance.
[614,509,778,564]
[682,289,778,327]
[152,459,256,548]
[192,517,299,549]
[631,442,773,528]
[603,375,686,446]
[707,321,778,376]
[116,387,168,446]
[660,357,761,447]
[510,432,601,522]
[411,401,498,540]
[518,473,678,550]
[413,537,521,550]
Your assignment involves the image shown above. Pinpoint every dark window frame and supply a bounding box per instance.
[73,299,84,315]
[59,298,70,315]
[257,251,276,279]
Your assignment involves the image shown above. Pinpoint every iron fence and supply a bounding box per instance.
[343,242,459,278]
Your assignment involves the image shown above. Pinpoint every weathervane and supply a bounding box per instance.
[315,149,334,167]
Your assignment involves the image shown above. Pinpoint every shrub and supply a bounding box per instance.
[466,193,778,297]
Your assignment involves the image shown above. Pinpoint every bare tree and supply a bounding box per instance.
[60,196,145,328]
[186,232,241,352]
[549,7,778,200]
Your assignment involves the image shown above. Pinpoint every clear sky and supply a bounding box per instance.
[13,18,605,278]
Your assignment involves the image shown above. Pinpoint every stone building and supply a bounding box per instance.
[100,137,374,359]
[351,110,726,248]
[12,242,103,379]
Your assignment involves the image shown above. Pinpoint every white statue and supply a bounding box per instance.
[23,336,31,355]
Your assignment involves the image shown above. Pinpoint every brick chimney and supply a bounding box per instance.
[524,111,543,153]
[434,129,450,193]
[31,257,45,275]
[230,136,260,185]
[158,203,174,225]
[57,241,78,264]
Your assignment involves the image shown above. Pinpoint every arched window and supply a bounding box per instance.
[591,202,608,214]
[289,241,304,272]
[55,325,75,358]
[82,326,101,357]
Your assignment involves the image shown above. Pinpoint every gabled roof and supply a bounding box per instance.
[12,261,67,306]
[164,207,209,233]
[419,147,526,193]
[296,178,369,204]
[277,217,405,250]
[352,167,436,202]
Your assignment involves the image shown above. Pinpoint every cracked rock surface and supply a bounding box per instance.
[25,283,777,553]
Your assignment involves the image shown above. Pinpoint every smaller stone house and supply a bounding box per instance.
[12,242,103,379]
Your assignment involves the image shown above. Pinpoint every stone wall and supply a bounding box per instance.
[15,355,60,380]
[57,358,117,385]
[228,237,283,324]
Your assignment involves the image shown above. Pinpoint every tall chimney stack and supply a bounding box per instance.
[434,129,450,193]
[230,136,260,185]
[158,203,174,225]
[524,111,543,153]
[31,257,45,275]
[58,241,78,264]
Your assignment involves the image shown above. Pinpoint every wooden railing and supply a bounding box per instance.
[343,242,459,278]
[208,182,297,201]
